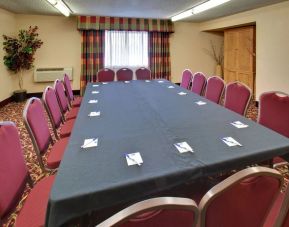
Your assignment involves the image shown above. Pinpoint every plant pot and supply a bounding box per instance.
[13,89,27,102]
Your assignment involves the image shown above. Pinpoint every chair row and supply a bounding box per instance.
[180,69,252,116]
[1,123,288,227]
[96,166,288,227]
[98,67,151,82]
[23,75,81,173]
[0,75,81,226]
[181,69,289,169]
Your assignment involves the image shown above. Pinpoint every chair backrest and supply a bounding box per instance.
[63,74,74,103]
[136,67,151,80]
[98,68,115,82]
[204,76,225,104]
[258,91,289,138]
[54,79,69,114]
[199,167,283,227]
[116,68,133,81]
[0,121,29,219]
[180,69,193,89]
[272,183,289,227]
[43,86,63,136]
[97,197,198,227]
[23,98,52,171]
[224,81,252,116]
[191,72,207,95]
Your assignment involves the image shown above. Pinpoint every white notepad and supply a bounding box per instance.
[92,84,99,87]
[81,138,98,148]
[174,142,194,153]
[158,80,164,83]
[168,86,174,89]
[102,82,108,84]
[195,101,207,105]
[178,92,187,96]
[221,137,242,147]
[125,152,143,166]
[88,100,98,104]
[92,91,99,94]
[88,111,100,117]
[124,81,130,83]
[231,121,249,128]
[145,80,151,82]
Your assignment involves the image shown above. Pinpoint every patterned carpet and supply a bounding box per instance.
[0,99,286,226]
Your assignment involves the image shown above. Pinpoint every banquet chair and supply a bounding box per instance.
[135,67,151,80]
[97,197,198,227]
[191,72,207,95]
[23,97,69,172]
[98,68,115,82]
[199,166,283,227]
[43,86,75,138]
[180,69,193,90]
[264,183,289,227]
[63,74,82,107]
[116,68,133,81]
[223,81,252,116]
[258,91,289,168]
[0,121,55,227]
[54,79,79,120]
[204,76,225,104]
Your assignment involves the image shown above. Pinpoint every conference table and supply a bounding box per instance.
[45,79,289,226]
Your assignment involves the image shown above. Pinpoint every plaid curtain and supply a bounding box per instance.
[149,32,171,80]
[81,30,104,94]
[78,16,174,33]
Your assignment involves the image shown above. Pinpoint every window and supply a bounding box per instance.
[104,31,148,68]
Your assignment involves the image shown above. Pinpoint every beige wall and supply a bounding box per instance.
[170,22,223,83]
[0,8,16,101]
[200,1,289,100]
[16,15,81,93]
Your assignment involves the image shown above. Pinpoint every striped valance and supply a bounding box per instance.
[77,16,174,33]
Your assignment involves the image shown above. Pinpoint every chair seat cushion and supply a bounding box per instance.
[59,119,75,138]
[65,107,79,120]
[15,175,55,227]
[47,137,69,169]
[72,97,82,107]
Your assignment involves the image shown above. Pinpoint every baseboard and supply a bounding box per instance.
[0,90,81,108]
[0,96,13,108]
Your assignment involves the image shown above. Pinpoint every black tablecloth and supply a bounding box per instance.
[46,80,289,227]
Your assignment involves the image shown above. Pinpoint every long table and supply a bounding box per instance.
[46,80,289,226]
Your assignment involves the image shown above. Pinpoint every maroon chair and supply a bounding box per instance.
[258,91,289,168]
[224,81,252,116]
[43,86,75,138]
[264,182,289,227]
[97,197,198,227]
[199,167,283,227]
[191,72,207,95]
[116,68,133,81]
[136,67,151,80]
[98,68,115,82]
[23,97,69,172]
[204,76,225,104]
[180,69,193,90]
[63,74,82,107]
[0,121,55,227]
[54,79,79,120]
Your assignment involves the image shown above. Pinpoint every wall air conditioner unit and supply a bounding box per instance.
[34,67,73,82]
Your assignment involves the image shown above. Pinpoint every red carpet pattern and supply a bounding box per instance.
[0,99,287,226]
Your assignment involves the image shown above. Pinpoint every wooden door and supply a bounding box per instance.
[224,26,255,97]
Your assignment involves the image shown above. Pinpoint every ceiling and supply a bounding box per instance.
[0,0,287,22]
